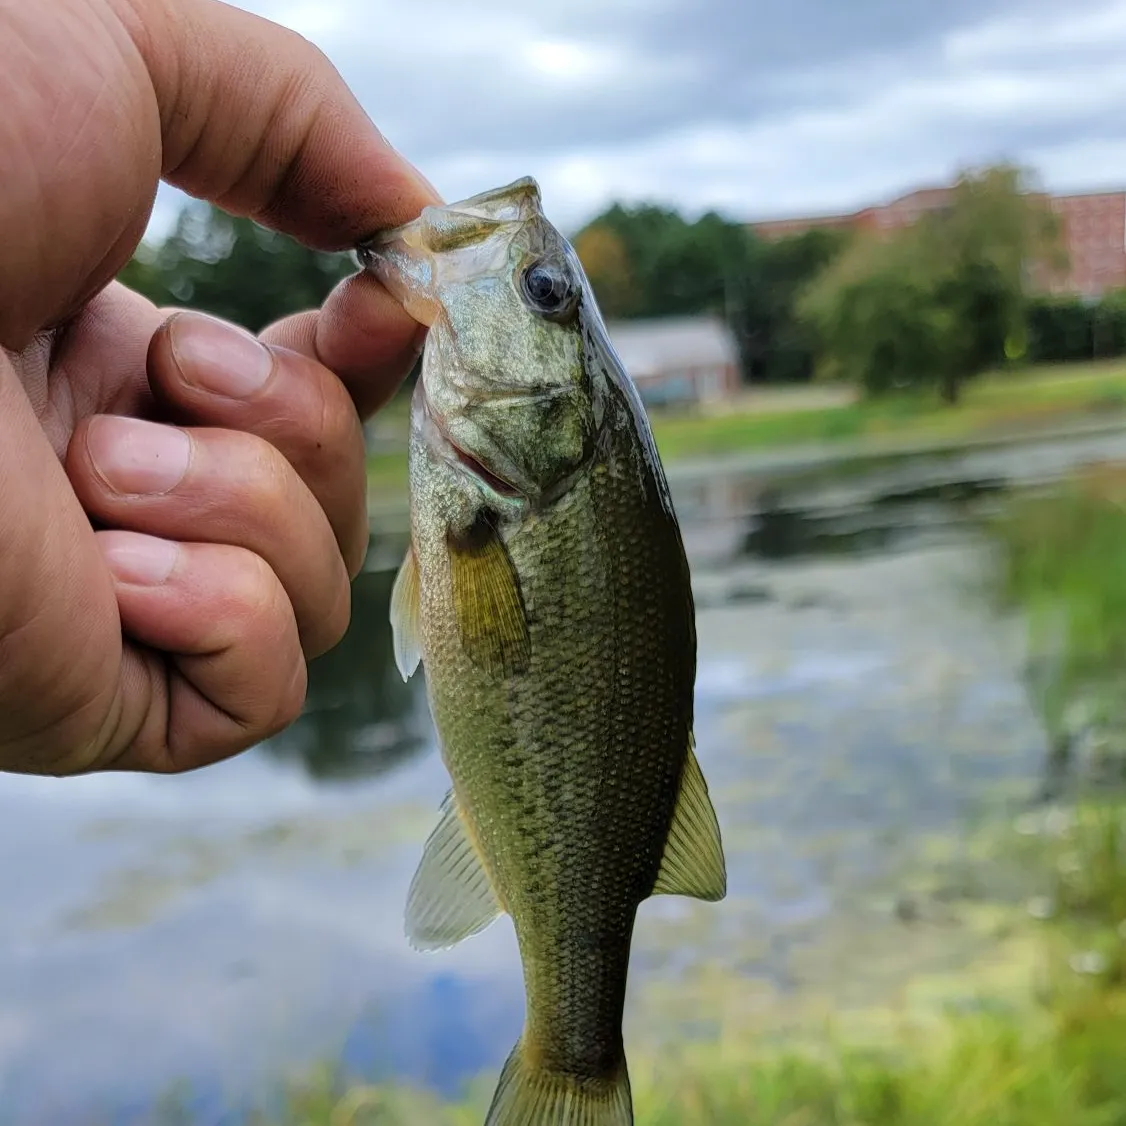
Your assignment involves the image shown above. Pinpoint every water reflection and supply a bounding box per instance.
[670,426,1126,566]
[742,477,1007,560]
[8,437,1126,1124]
[257,565,429,783]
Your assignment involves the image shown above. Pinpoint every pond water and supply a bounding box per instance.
[2,429,1125,1125]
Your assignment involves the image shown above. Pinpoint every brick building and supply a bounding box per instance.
[750,185,1126,299]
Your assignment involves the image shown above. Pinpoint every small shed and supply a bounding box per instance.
[604,315,741,407]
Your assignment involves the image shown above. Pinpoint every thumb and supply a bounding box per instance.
[124,0,439,247]
[0,0,438,349]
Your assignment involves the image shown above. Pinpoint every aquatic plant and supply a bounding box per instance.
[142,478,1126,1126]
[226,988,1126,1125]
[149,795,1126,1126]
[987,468,1126,782]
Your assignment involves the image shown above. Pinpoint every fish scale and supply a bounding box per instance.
[360,176,726,1126]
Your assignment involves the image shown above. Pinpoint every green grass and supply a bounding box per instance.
[145,797,1126,1126]
[230,996,1126,1124]
[647,360,1126,462]
[365,360,1126,504]
[987,467,1126,743]
[312,439,1126,1126]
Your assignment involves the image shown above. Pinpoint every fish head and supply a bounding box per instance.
[358,177,601,508]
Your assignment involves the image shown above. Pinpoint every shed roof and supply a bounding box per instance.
[604,315,738,381]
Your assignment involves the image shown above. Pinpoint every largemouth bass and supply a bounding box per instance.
[357,177,726,1126]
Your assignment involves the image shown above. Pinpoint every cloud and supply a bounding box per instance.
[145,0,1126,241]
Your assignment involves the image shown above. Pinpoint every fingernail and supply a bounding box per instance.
[102,532,179,585]
[407,162,444,205]
[87,416,191,495]
[369,123,444,205]
[169,312,273,397]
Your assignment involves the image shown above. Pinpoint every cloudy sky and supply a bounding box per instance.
[149,0,1126,239]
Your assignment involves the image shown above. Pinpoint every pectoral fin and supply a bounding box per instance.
[389,547,422,681]
[651,738,727,902]
[405,789,503,951]
[446,515,531,678]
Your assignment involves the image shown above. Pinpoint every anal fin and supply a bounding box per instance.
[405,789,503,951]
[651,738,727,902]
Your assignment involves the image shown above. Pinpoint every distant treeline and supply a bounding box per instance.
[1027,292,1126,366]
[573,162,1120,403]
[119,205,355,334]
[119,164,1126,405]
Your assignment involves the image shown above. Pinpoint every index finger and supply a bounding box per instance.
[259,272,426,418]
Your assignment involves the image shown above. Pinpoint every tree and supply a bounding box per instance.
[921,163,1065,399]
[120,201,356,332]
[799,228,958,396]
[799,163,1066,403]
[572,202,850,385]
[738,226,851,383]
[572,204,759,321]
[573,224,638,318]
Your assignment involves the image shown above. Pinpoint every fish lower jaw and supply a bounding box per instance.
[418,387,524,499]
[446,441,522,498]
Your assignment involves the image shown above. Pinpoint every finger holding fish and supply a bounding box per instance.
[68,418,351,659]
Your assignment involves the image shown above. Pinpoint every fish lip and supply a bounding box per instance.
[447,439,523,499]
[355,177,543,254]
[356,212,425,257]
[355,177,543,268]
[418,381,524,500]
[354,232,403,275]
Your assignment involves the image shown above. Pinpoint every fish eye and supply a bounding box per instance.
[520,258,579,323]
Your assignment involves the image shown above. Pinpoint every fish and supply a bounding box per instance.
[357,177,726,1126]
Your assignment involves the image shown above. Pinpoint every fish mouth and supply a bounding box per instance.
[447,439,522,498]
[418,383,523,499]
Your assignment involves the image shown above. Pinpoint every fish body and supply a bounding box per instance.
[358,178,726,1126]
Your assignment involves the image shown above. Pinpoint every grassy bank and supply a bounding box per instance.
[245,458,1126,1126]
[648,359,1126,462]
[243,993,1126,1124]
[988,464,1126,758]
[366,360,1126,502]
[154,797,1126,1125]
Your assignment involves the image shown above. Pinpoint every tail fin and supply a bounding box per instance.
[484,1039,632,1126]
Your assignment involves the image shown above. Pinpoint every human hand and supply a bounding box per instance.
[0,0,438,775]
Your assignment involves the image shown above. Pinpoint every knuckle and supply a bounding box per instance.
[310,564,352,658]
[302,374,364,476]
[343,521,370,581]
[222,563,306,738]
[233,432,294,514]
[293,35,335,78]
[248,655,307,744]
[259,445,295,513]
[220,549,286,635]
[271,659,308,734]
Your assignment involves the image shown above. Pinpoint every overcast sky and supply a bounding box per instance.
[148,0,1126,239]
